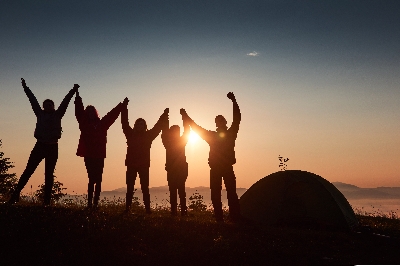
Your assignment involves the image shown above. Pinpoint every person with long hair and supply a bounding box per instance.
[9,78,78,205]
[75,88,128,208]
[121,102,168,213]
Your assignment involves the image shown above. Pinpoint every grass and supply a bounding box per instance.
[0,198,400,265]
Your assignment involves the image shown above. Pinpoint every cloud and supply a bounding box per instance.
[247,51,259,57]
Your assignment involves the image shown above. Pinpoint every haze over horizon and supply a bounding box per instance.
[1,1,399,194]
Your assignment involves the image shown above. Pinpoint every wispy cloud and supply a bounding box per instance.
[247,51,259,57]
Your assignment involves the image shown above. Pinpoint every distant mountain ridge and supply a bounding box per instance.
[332,182,400,199]
[78,183,400,201]
[331,182,360,190]
[106,186,239,194]
[99,186,248,206]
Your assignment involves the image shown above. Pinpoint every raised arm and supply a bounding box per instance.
[180,108,211,142]
[21,78,41,116]
[121,98,132,136]
[148,108,169,141]
[161,109,170,147]
[227,92,241,133]
[74,88,85,124]
[57,84,79,118]
[102,98,128,130]
[180,109,191,144]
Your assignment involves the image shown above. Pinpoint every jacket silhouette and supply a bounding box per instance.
[181,92,241,221]
[75,92,126,208]
[161,113,190,216]
[9,78,78,205]
[122,105,168,213]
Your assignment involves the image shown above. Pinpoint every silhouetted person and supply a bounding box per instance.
[181,92,241,221]
[161,110,190,216]
[122,103,169,213]
[75,89,127,209]
[9,78,78,205]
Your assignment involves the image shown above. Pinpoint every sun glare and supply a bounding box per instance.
[188,130,200,144]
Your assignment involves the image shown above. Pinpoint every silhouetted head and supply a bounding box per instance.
[215,115,227,130]
[85,105,100,121]
[134,118,147,132]
[169,125,180,138]
[42,99,55,112]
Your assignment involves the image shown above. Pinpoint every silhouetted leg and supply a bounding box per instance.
[210,168,223,221]
[87,182,94,208]
[10,142,45,203]
[126,185,133,210]
[179,163,188,215]
[93,182,101,207]
[43,143,58,205]
[85,157,94,208]
[223,166,241,221]
[177,179,187,216]
[139,168,151,213]
[170,188,178,215]
[167,172,178,215]
[126,166,137,211]
[88,158,104,208]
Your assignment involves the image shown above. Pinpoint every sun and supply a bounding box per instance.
[188,130,200,144]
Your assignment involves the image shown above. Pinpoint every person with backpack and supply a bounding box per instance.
[9,78,78,205]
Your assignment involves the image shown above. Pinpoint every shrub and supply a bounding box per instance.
[188,191,207,211]
[34,175,67,204]
[0,140,17,199]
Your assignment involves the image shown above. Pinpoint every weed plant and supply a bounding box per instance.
[278,155,289,171]
[353,206,400,238]
[188,191,208,212]
[353,206,399,220]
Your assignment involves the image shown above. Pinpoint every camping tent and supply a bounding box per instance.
[240,170,358,230]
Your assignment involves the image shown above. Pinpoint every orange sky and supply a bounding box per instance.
[2,81,400,195]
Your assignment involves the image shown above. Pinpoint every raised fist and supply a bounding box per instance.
[226,92,235,101]
[21,78,27,88]
[123,97,129,105]
[227,92,235,101]
[180,108,186,115]
[73,84,80,94]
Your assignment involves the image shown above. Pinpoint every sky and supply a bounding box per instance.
[0,0,399,195]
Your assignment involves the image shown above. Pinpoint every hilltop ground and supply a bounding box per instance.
[0,202,399,265]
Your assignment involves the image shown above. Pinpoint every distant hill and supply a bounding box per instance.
[332,182,360,191]
[376,187,400,197]
[71,182,400,203]
[99,186,248,207]
[332,182,400,199]
[104,186,247,195]
[106,186,220,194]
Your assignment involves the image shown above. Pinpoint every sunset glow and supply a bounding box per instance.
[188,130,200,145]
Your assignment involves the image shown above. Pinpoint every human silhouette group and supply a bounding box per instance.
[9,78,242,222]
